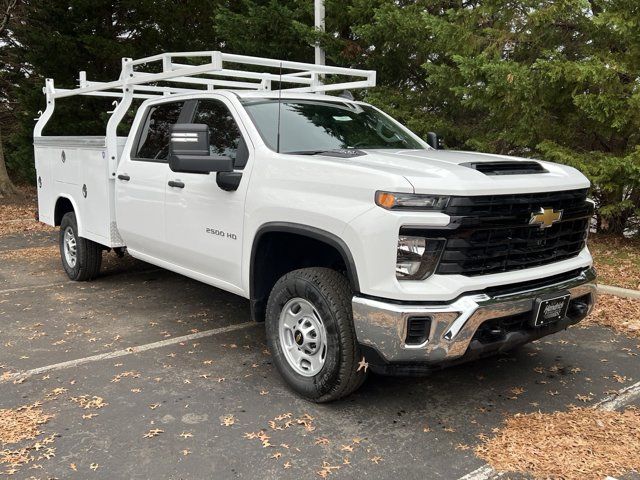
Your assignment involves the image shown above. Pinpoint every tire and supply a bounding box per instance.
[265,267,367,402]
[59,212,102,281]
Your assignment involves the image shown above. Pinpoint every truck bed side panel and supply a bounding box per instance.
[34,136,127,248]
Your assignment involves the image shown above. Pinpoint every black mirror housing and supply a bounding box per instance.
[427,131,444,150]
[217,171,242,191]
[169,123,234,174]
[169,153,233,174]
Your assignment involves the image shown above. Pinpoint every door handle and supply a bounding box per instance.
[168,180,185,188]
[117,174,130,181]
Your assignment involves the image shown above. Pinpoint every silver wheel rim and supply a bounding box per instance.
[278,298,327,377]
[63,226,77,268]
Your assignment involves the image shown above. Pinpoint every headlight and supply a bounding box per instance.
[396,236,445,280]
[376,191,449,211]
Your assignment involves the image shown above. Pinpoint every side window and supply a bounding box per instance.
[135,101,185,161]
[193,99,247,168]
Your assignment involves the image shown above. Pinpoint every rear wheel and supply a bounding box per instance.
[266,267,367,402]
[59,212,102,281]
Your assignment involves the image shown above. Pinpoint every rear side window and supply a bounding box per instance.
[135,102,185,161]
[193,99,245,165]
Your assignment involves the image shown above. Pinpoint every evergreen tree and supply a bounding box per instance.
[342,1,640,234]
[0,0,21,197]
[2,0,639,234]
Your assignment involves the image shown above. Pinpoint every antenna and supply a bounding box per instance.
[276,62,283,153]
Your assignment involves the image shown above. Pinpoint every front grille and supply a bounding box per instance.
[482,268,586,297]
[426,189,592,276]
[443,188,590,219]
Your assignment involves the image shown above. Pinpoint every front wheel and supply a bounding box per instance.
[265,268,367,402]
[59,212,102,281]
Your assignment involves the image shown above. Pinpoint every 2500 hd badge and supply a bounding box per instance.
[206,227,237,240]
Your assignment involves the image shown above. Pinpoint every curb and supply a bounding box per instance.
[597,284,640,300]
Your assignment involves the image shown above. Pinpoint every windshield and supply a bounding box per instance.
[241,99,425,153]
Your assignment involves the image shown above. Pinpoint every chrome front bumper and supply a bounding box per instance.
[352,267,597,364]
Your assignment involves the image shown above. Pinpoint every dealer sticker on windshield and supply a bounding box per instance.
[532,292,571,327]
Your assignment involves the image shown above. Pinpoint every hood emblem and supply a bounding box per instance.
[529,207,563,229]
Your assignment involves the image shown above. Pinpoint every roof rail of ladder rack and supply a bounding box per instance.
[33,51,376,175]
[37,51,376,101]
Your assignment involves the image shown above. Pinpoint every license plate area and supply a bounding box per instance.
[532,292,571,327]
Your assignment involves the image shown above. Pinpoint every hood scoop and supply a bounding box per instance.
[461,161,547,175]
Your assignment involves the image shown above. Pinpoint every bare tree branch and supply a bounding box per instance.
[0,0,19,38]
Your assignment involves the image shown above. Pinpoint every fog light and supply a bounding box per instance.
[396,236,445,280]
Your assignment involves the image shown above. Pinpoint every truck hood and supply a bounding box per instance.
[345,149,590,195]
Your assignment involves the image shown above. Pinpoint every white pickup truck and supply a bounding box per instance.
[34,52,596,401]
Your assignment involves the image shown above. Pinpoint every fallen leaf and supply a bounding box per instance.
[143,429,164,438]
[221,414,235,427]
[356,356,369,373]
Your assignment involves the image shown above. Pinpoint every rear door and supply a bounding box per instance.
[164,97,252,290]
[115,100,190,259]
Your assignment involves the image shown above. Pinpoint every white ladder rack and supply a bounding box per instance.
[34,51,376,177]
[47,51,376,100]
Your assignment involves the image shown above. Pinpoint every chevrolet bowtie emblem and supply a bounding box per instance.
[529,207,563,228]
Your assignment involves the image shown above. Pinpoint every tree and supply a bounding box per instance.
[2,0,639,235]
[0,0,20,198]
[336,0,640,235]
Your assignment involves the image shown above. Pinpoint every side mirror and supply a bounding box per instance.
[169,123,234,174]
[217,172,243,191]
[426,132,444,150]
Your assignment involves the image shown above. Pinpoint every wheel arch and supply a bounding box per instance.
[249,222,360,322]
[54,195,83,235]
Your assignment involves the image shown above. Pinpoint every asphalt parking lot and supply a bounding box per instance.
[1,229,639,479]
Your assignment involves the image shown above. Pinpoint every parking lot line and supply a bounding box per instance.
[0,281,69,295]
[594,380,640,411]
[457,379,640,480]
[0,268,163,295]
[1,321,257,384]
[457,465,502,480]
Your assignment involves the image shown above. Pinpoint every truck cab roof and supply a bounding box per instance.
[137,90,364,106]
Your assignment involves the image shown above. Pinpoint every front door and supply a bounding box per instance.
[164,97,252,291]
[115,100,189,259]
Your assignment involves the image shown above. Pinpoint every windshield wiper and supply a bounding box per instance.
[284,148,367,158]
[285,150,327,155]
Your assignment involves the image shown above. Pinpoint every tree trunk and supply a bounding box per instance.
[603,211,632,236]
[0,128,19,198]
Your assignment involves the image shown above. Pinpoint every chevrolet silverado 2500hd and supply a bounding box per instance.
[33,52,596,402]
